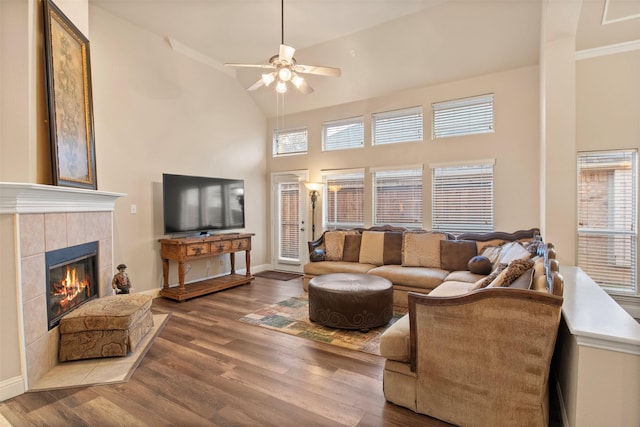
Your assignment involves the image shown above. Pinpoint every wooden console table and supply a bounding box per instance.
[158,233,254,301]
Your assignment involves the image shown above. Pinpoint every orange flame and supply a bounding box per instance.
[52,265,90,309]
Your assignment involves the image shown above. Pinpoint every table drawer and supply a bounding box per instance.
[210,240,232,254]
[232,238,250,251]
[186,244,209,256]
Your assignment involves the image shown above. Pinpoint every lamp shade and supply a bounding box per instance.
[304,182,323,192]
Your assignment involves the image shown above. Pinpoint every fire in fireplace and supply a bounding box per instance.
[45,241,99,330]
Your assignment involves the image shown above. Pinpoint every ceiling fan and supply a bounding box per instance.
[224,0,341,95]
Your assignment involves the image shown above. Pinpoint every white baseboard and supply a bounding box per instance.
[0,375,25,402]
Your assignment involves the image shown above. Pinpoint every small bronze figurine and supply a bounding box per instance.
[112,264,131,294]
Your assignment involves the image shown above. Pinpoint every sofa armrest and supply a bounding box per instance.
[407,288,563,426]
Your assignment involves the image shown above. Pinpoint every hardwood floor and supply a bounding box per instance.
[0,277,452,427]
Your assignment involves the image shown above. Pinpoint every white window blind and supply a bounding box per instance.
[273,128,308,156]
[432,94,494,139]
[432,162,494,234]
[578,150,637,293]
[373,167,423,227]
[322,117,364,151]
[322,170,365,229]
[372,106,423,145]
[278,182,300,260]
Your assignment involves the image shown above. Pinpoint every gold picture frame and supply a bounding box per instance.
[43,0,97,190]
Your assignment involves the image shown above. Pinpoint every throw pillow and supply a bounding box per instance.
[359,231,386,265]
[495,241,531,266]
[487,258,535,288]
[342,234,362,262]
[471,263,507,290]
[383,232,403,265]
[480,245,503,266]
[440,240,478,271]
[401,232,447,268]
[468,255,493,275]
[324,231,347,261]
[508,268,534,289]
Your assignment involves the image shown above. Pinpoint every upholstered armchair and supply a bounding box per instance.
[382,287,563,426]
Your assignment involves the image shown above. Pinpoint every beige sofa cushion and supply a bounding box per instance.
[402,232,447,268]
[428,281,477,297]
[359,231,386,265]
[379,313,410,362]
[444,270,486,283]
[303,260,376,276]
[368,265,449,290]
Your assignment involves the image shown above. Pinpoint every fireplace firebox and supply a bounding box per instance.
[45,241,99,330]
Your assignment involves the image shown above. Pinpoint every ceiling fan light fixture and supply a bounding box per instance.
[276,80,288,94]
[291,73,304,88]
[278,67,292,82]
[262,73,276,86]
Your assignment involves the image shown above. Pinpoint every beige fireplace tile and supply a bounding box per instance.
[47,327,61,372]
[25,334,49,388]
[19,214,45,257]
[23,294,47,347]
[86,211,112,242]
[100,238,114,297]
[21,254,45,303]
[66,212,87,246]
[44,213,68,251]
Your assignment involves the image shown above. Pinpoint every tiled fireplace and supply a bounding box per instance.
[0,183,124,393]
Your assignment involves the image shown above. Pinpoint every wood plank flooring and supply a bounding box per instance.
[0,277,453,426]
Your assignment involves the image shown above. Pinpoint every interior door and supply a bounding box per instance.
[271,172,308,272]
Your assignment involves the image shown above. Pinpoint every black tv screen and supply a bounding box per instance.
[162,173,245,235]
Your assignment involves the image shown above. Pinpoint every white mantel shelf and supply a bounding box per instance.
[0,182,126,214]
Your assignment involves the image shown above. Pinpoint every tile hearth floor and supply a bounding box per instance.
[29,313,168,392]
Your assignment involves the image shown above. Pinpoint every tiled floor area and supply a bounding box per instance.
[29,314,168,391]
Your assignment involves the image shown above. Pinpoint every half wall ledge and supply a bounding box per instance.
[554,265,640,427]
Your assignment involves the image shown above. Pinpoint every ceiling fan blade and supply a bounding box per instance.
[293,64,341,77]
[294,79,314,95]
[225,63,276,70]
[279,44,296,63]
[247,78,266,91]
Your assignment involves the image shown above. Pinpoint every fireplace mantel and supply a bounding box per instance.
[0,182,126,214]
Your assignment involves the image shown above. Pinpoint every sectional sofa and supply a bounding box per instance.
[303,225,564,426]
[303,225,563,307]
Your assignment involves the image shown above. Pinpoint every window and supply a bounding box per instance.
[432,93,494,139]
[321,170,365,229]
[273,128,308,156]
[322,117,364,151]
[577,150,637,293]
[372,106,423,145]
[373,167,423,227]
[431,161,494,234]
[278,182,300,260]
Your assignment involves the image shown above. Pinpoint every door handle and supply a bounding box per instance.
[300,228,305,231]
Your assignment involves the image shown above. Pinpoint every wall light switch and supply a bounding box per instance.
[130,204,137,214]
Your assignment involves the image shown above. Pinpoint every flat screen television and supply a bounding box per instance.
[162,173,245,235]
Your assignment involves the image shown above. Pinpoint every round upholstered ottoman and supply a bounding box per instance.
[308,273,393,331]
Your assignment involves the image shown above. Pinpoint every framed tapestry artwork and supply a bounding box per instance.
[43,0,97,190]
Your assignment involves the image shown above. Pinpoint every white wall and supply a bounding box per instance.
[88,5,268,291]
[267,66,541,237]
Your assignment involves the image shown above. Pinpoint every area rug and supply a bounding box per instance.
[238,295,406,356]
[253,270,303,281]
[29,313,170,391]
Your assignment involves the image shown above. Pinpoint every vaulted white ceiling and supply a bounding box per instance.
[90,0,640,117]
